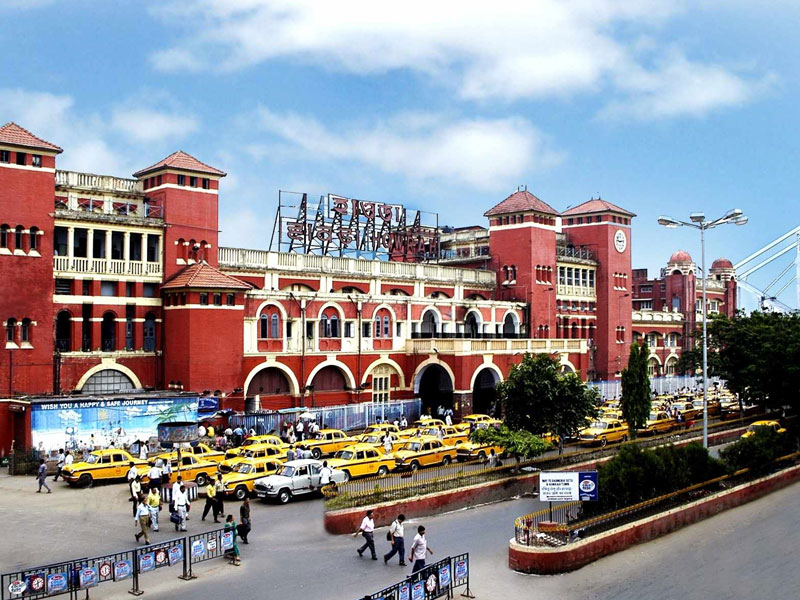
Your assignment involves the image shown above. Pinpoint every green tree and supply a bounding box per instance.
[620,341,651,438]
[497,353,599,454]
[470,425,550,468]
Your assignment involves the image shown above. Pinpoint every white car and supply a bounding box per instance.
[253,459,347,504]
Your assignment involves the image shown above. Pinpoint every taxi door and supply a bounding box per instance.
[292,464,312,493]
[112,453,125,478]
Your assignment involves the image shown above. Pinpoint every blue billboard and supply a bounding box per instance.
[31,396,198,452]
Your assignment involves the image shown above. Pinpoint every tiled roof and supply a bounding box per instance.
[0,122,62,153]
[161,261,252,290]
[484,190,559,217]
[133,151,226,178]
[561,198,636,217]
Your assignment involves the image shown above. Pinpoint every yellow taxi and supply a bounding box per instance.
[393,436,458,471]
[296,429,357,459]
[153,442,225,465]
[354,433,406,453]
[363,423,401,437]
[455,440,505,462]
[742,420,786,439]
[414,425,469,446]
[140,454,219,486]
[218,443,288,473]
[636,411,676,436]
[327,443,396,480]
[221,457,283,500]
[579,419,629,447]
[240,434,287,449]
[669,402,700,421]
[61,449,146,487]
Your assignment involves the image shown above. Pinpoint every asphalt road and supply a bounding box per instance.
[1,468,798,600]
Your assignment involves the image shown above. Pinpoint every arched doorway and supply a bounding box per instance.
[465,312,480,338]
[310,365,347,391]
[416,364,454,413]
[81,369,135,394]
[101,312,116,351]
[143,313,156,351]
[55,310,71,352]
[502,313,518,337]
[247,367,291,397]
[420,310,439,337]
[472,367,501,417]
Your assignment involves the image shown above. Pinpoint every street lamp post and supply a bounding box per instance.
[657,209,748,448]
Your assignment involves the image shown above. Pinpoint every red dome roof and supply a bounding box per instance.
[669,250,693,263]
[711,258,733,269]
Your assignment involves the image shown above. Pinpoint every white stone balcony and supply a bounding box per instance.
[405,337,586,354]
[53,256,162,278]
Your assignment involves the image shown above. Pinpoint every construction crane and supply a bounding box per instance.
[734,225,800,312]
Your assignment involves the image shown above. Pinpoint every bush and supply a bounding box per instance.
[584,442,726,515]
[719,428,795,475]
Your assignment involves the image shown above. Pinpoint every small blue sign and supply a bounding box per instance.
[191,539,206,558]
[139,552,155,573]
[578,471,599,501]
[46,573,67,594]
[114,560,132,581]
[455,558,468,580]
[221,531,234,550]
[398,583,410,600]
[439,564,451,588]
[411,581,424,600]
[169,545,184,566]
[78,566,98,589]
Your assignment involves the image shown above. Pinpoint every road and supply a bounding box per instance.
[1,469,798,600]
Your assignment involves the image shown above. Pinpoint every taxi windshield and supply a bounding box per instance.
[336,450,355,460]
[403,442,422,452]
[232,463,251,474]
[85,454,101,464]
[278,466,295,477]
[747,424,770,433]
[589,421,607,430]
[363,436,379,444]
[648,413,659,421]
[242,438,258,446]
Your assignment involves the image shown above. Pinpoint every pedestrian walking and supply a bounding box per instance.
[53,449,65,481]
[383,514,406,566]
[174,484,189,532]
[215,474,226,517]
[409,526,433,573]
[319,460,333,489]
[146,486,162,531]
[225,514,241,565]
[296,420,305,441]
[36,459,51,493]
[147,461,162,492]
[171,475,184,505]
[354,509,377,560]
[138,440,148,460]
[400,415,407,429]
[287,446,296,462]
[161,458,172,485]
[239,498,251,544]
[383,433,393,455]
[202,480,219,522]
[134,494,151,543]
[129,475,142,517]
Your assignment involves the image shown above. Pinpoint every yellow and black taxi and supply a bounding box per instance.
[453,414,495,432]
[455,440,505,462]
[219,443,287,473]
[742,420,786,439]
[140,454,219,486]
[393,436,458,471]
[354,433,406,454]
[153,442,225,465]
[296,429,357,459]
[61,449,147,487]
[579,419,629,447]
[221,457,283,500]
[240,434,288,449]
[327,443,396,480]
[636,411,676,436]
[669,402,700,421]
[414,425,469,446]
[363,423,401,437]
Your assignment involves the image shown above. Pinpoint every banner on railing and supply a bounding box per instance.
[356,553,474,600]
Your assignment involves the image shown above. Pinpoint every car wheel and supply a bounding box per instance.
[234,486,248,501]
[600,437,608,448]
[278,488,292,504]
[410,461,420,472]
[312,448,322,459]
[377,466,389,477]
[195,473,208,487]
[477,451,486,461]
[442,455,451,466]
[78,473,93,488]
[342,470,351,482]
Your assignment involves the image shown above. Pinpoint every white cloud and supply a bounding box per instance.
[254,108,563,190]
[111,108,198,143]
[149,0,769,118]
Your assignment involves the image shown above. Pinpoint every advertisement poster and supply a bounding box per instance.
[25,574,45,594]
[398,583,410,600]
[168,545,184,566]
[46,573,68,594]
[7,580,25,596]
[455,558,468,580]
[191,540,206,558]
[578,471,599,501]
[31,397,198,452]
[78,566,98,589]
[114,560,132,581]
[439,564,451,588]
[221,531,233,550]
[139,553,155,573]
[411,581,424,600]
[539,471,580,502]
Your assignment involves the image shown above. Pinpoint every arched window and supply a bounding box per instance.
[465,312,480,338]
[21,318,31,344]
[176,238,186,261]
[271,314,279,338]
[0,224,9,248]
[383,315,390,338]
[101,312,116,352]
[14,226,24,251]
[259,307,282,339]
[56,311,71,352]
[374,309,393,338]
[374,315,381,338]
[199,240,208,261]
[6,318,16,343]
[29,226,39,251]
[260,313,269,338]
[319,308,340,338]
[420,310,438,337]
[143,313,156,351]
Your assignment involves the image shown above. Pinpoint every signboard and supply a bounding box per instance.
[398,583,410,600]
[221,531,233,550]
[410,581,424,600]
[454,558,468,580]
[7,580,25,596]
[78,566,98,589]
[168,545,184,566]
[191,539,206,558]
[98,562,112,579]
[114,560,133,581]
[26,574,45,594]
[539,471,599,502]
[155,549,168,566]
[157,422,198,444]
[46,573,68,594]
[139,553,155,573]
[578,471,599,501]
[438,564,451,589]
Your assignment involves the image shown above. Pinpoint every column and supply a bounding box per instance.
[70,317,82,352]
[142,233,149,271]
[123,231,130,274]
[105,230,112,272]
[157,235,163,274]
[87,229,94,261]
[67,226,74,268]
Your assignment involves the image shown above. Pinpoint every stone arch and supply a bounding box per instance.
[254,300,288,320]
[75,362,142,392]
[306,359,356,390]
[244,361,299,397]
[464,308,482,337]
[470,364,503,416]
[362,358,406,388]
[560,359,577,374]
[368,303,398,321]
[316,301,345,320]
[413,360,455,411]
[420,307,441,336]
[502,310,519,336]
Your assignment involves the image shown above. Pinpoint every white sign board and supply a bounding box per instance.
[539,471,579,502]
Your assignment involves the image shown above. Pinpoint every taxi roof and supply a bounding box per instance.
[339,443,384,452]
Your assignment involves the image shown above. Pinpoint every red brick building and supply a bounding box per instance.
[0,122,735,452]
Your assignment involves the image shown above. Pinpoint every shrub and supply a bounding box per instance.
[719,428,795,475]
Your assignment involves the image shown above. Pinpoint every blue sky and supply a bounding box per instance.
[2,1,798,307]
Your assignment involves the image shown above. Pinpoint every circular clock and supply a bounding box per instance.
[614,229,627,253]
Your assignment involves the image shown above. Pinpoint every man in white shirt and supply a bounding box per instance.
[296,420,305,441]
[126,462,139,483]
[64,451,74,470]
[383,433,394,455]
[409,525,433,573]
[445,413,453,426]
[171,475,184,504]
[354,509,377,560]
[53,449,65,481]
[173,484,190,532]
[383,514,406,565]
[161,458,172,484]
[319,461,333,488]
[147,462,162,492]
[400,415,408,429]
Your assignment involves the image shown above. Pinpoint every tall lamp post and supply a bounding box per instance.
[657,209,748,448]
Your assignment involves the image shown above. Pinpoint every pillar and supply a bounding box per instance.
[123,231,130,274]
[70,317,82,352]
[105,230,112,272]
[67,226,74,267]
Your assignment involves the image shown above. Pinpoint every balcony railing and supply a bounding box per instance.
[557,246,596,262]
[217,248,497,286]
[556,284,596,298]
[53,256,162,278]
[56,170,143,194]
[406,338,587,354]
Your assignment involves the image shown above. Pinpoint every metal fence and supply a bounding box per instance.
[230,399,421,435]
[588,375,725,400]
[357,553,474,600]
[513,501,582,546]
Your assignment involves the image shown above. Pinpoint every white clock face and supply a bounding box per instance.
[614,229,627,253]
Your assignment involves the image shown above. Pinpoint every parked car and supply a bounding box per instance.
[141,454,220,486]
[414,425,469,446]
[393,436,458,471]
[455,440,504,462]
[254,459,347,504]
[219,443,287,473]
[579,419,629,447]
[363,423,401,437]
[636,412,676,436]
[670,402,700,421]
[741,420,786,439]
[221,457,283,500]
[153,442,225,465]
[327,443,396,480]
[240,434,288,449]
[296,429,357,459]
[61,449,146,487]
[354,433,406,454]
